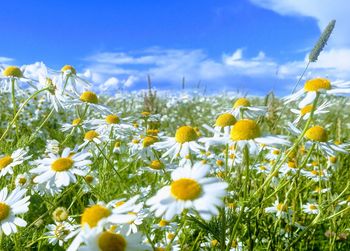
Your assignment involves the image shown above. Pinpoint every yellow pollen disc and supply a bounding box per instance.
[259,166,267,170]
[51,158,74,172]
[311,170,323,176]
[141,111,151,117]
[158,219,169,227]
[329,156,337,163]
[149,160,163,170]
[287,161,296,168]
[80,91,98,104]
[300,105,313,116]
[211,240,219,247]
[3,66,23,78]
[147,129,159,136]
[304,78,331,92]
[272,149,280,155]
[305,126,328,142]
[277,203,288,212]
[170,178,201,200]
[309,205,317,210]
[61,65,77,75]
[233,98,250,108]
[84,175,94,183]
[84,130,99,141]
[72,118,81,126]
[216,159,224,166]
[132,139,140,144]
[98,231,127,251]
[114,141,121,148]
[230,119,261,141]
[0,203,10,221]
[18,177,27,185]
[81,205,111,228]
[0,156,13,170]
[167,233,175,240]
[215,113,236,127]
[106,115,120,124]
[175,126,198,143]
[143,136,158,148]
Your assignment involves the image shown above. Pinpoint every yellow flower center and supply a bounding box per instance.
[300,105,313,116]
[84,175,94,183]
[211,240,219,247]
[0,203,10,221]
[215,113,236,127]
[277,203,288,212]
[272,149,280,155]
[287,161,296,169]
[84,130,99,141]
[106,115,120,124]
[167,233,175,240]
[3,66,23,78]
[147,129,159,136]
[81,205,111,228]
[305,126,328,142]
[149,160,164,170]
[53,207,69,222]
[143,136,158,148]
[72,118,81,126]
[98,231,127,251]
[141,111,151,117]
[132,139,140,144]
[80,91,98,104]
[175,126,198,143]
[114,141,121,148]
[18,177,27,185]
[51,158,74,172]
[230,119,261,141]
[233,98,250,108]
[259,166,267,170]
[216,159,224,166]
[329,156,337,163]
[170,178,202,200]
[0,156,13,170]
[61,65,77,75]
[309,204,317,210]
[158,219,169,227]
[304,78,331,92]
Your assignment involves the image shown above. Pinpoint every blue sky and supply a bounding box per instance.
[1,0,349,95]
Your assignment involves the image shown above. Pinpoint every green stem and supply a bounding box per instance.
[0,87,49,141]
[27,108,55,144]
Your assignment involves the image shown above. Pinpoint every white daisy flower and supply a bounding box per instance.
[82,171,99,193]
[228,97,266,119]
[67,199,139,251]
[31,147,92,188]
[228,119,290,154]
[0,148,31,177]
[77,226,149,251]
[60,65,91,94]
[284,78,350,108]
[45,221,76,247]
[15,173,32,188]
[265,200,292,219]
[200,113,237,150]
[0,65,32,94]
[302,202,319,215]
[0,187,30,235]
[37,65,68,111]
[154,125,204,161]
[128,135,159,160]
[61,117,87,132]
[87,114,134,136]
[290,101,331,124]
[65,91,111,115]
[146,162,228,221]
[288,122,347,156]
[301,168,330,182]
[79,130,107,150]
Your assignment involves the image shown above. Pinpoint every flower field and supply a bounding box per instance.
[1,61,350,251]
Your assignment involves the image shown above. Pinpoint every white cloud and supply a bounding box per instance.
[0,56,14,63]
[83,46,350,95]
[249,0,350,48]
